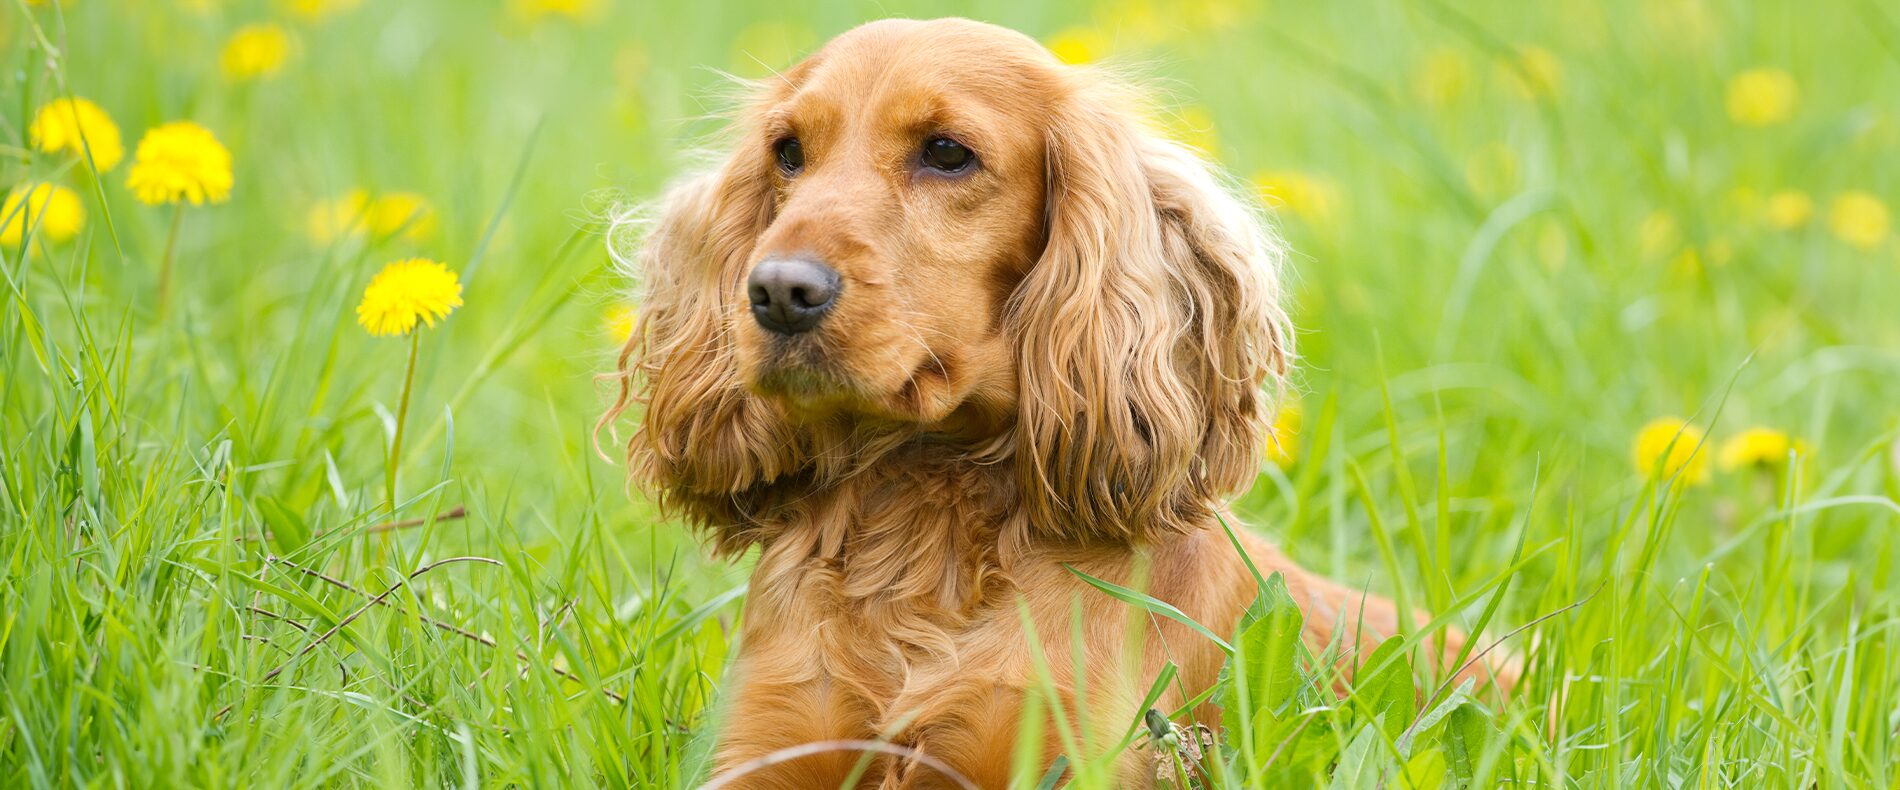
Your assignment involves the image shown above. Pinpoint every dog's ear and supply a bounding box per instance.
[603,145,800,553]
[1008,80,1292,544]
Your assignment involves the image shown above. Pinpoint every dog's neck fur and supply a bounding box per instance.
[747,443,1022,614]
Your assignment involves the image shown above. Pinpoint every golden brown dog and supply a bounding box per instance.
[605,18,1511,788]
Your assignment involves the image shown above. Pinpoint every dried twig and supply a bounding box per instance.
[270,557,627,705]
[214,556,501,720]
[237,505,468,543]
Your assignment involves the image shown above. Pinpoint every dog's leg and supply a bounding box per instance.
[708,673,882,789]
[1230,529,1522,695]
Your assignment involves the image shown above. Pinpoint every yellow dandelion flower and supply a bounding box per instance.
[1536,220,1568,271]
[1705,237,1734,267]
[28,97,124,171]
[1045,27,1110,65]
[1265,400,1301,468]
[356,258,464,337]
[1633,417,1710,484]
[605,304,638,344]
[284,0,361,21]
[1637,210,1682,259]
[1,183,86,246]
[1762,190,1813,230]
[1828,191,1889,250]
[1507,46,1562,99]
[221,23,292,81]
[1415,48,1471,107]
[307,189,370,243]
[126,122,234,206]
[366,192,436,240]
[1253,170,1340,225]
[1642,0,1715,50]
[1464,142,1520,198]
[1726,68,1798,127]
[512,0,607,22]
[1718,427,1805,471]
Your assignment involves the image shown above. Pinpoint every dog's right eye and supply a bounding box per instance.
[774,137,805,175]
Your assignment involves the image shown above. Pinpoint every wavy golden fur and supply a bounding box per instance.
[603,18,1512,788]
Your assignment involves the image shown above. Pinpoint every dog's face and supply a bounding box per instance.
[732,21,1052,430]
[612,18,1291,546]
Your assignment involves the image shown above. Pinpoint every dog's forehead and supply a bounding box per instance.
[775,20,1060,144]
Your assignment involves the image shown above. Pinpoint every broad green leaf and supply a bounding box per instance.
[1403,748,1448,790]
[1220,572,1305,750]
[1442,701,1499,783]
[1356,636,1417,743]
[1327,724,1386,790]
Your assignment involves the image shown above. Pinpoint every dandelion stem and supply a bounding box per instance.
[386,329,421,516]
[156,203,183,316]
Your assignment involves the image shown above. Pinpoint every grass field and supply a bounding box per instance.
[5,0,1900,786]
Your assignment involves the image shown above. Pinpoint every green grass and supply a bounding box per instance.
[5,0,1900,786]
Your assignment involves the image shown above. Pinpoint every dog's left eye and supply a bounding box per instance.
[774,137,805,175]
[920,137,975,173]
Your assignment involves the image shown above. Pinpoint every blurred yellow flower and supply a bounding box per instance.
[1464,142,1519,198]
[1704,237,1734,267]
[1828,191,1889,249]
[221,23,292,81]
[366,192,436,240]
[1253,170,1339,224]
[307,189,370,243]
[1414,48,1471,106]
[126,122,233,206]
[1507,46,1562,99]
[1725,68,1798,127]
[1045,26,1110,65]
[1719,427,1805,471]
[307,190,436,243]
[1633,417,1710,484]
[512,0,606,22]
[1265,400,1301,467]
[1536,220,1568,271]
[284,0,360,21]
[1643,0,1716,50]
[1638,210,1681,259]
[1,183,86,246]
[1762,190,1813,230]
[28,97,124,171]
[605,304,638,344]
[357,258,463,336]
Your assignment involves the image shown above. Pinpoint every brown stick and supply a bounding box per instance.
[269,557,627,705]
[237,505,467,543]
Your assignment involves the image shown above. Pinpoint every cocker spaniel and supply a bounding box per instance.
[606,18,1514,788]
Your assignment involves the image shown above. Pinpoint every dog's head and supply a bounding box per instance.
[608,18,1291,549]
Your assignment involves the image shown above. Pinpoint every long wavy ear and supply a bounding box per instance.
[603,150,798,554]
[1009,79,1292,544]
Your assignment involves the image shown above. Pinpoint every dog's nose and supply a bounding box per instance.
[747,257,840,335]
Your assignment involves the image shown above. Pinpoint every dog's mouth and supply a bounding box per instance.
[744,333,961,424]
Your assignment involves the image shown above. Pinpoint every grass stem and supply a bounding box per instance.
[386,328,420,516]
[155,203,183,316]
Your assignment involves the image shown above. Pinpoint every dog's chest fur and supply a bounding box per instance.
[740,456,1023,702]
